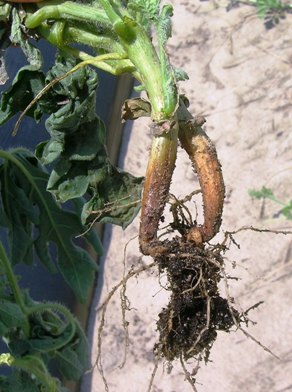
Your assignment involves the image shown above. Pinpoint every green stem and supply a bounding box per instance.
[25,1,111,29]
[24,0,178,120]
[99,0,177,120]
[13,355,57,392]
[64,26,123,53]
[0,242,30,335]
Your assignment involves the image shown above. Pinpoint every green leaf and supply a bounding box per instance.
[0,370,39,392]
[0,54,8,86]
[34,55,143,228]
[10,8,43,69]
[36,140,64,166]
[0,169,34,265]
[157,4,173,45]
[0,4,12,86]
[0,66,45,125]
[28,324,73,353]
[0,149,98,302]
[128,0,160,29]
[55,322,88,380]
[55,347,85,381]
[83,162,143,229]
[174,68,189,82]
[0,300,25,334]
[249,186,275,200]
[279,200,292,220]
[71,198,103,255]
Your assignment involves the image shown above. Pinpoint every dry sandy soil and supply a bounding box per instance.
[81,2,292,391]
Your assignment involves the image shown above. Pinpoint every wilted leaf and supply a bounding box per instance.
[0,66,45,124]
[83,162,143,229]
[10,8,43,69]
[121,98,151,121]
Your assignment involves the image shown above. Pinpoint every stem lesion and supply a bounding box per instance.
[139,119,179,256]
[139,99,225,255]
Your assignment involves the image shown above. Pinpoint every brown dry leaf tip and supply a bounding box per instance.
[121,98,151,122]
[178,116,225,247]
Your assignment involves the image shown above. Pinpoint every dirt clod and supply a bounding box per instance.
[154,238,239,361]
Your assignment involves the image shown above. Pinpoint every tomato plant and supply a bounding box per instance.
[1,0,290,391]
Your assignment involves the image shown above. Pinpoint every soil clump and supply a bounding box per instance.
[155,238,239,361]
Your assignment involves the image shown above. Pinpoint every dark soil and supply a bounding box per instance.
[154,237,240,361]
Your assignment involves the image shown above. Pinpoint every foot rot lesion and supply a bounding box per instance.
[138,97,225,257]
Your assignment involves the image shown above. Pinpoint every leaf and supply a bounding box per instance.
[0,66,45,125]
[28,324,73,353]
[0,54,8,86]
[0,149,99,302]
[0,4,12,87]
[249,186,275,200]
[55,347,85,381]
[71,198,103,255]
[0,169,34,265]
[10,357,60,392]
[0,370,39,392]
[157,4,173,45]
[35,140,64,166]
[0,300,25,335]
[34,55,143,228]
[55,322,88,380]
[10,8,43,69]
[121,98,151,121]
[174,68,189,82]
[128,0,160,29]
[279,200,292,220]
[82,162,143,229]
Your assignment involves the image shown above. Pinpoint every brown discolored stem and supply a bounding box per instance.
[139,120,178,256]
[178,116,225,247]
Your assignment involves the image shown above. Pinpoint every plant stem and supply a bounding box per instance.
[99,0,177,120]
[25,1,111,29]
[64,26,123,53]
[178,103,225,246]
[0,242,30,335]
[13,355,57,392]
[139,120,178,256]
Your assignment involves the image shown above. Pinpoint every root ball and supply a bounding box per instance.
[154,238,239,361]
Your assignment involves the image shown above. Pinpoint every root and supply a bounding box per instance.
[180,355,199,392]
[146,358,160,392]
[93,210,290,390]
[93,260,156,390]
[219,261,280,360]
[225,225,292,237]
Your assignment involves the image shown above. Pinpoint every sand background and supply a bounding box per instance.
[81,2,292,391]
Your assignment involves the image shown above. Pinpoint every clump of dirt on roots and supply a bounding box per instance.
[154,237,240,361]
